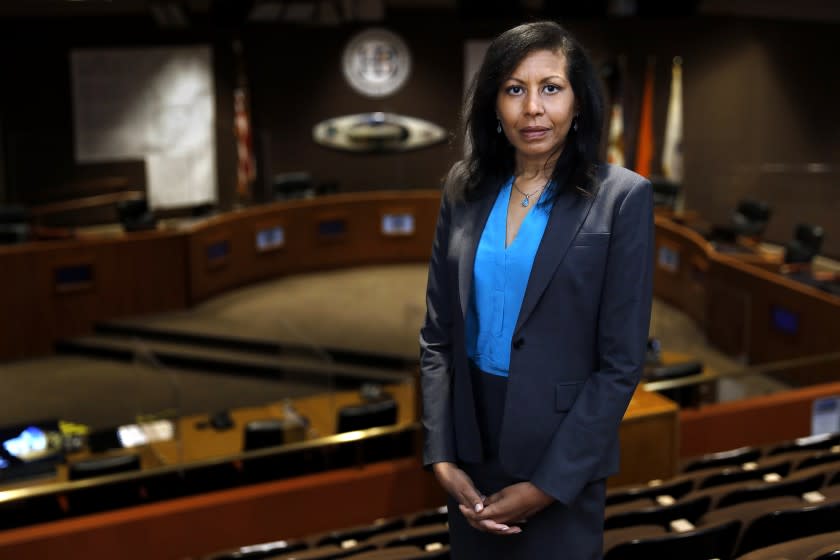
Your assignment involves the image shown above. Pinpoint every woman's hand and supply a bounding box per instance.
[464,482,555,528]
[432,462,521,536]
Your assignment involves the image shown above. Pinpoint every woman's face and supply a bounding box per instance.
[496,49,576,166]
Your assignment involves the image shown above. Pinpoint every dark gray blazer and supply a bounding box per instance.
[420,163,654,506]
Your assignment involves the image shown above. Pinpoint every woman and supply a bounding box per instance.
[419,21,654,558]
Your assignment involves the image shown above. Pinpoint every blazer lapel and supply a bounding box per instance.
[458,191,496,319]
[513,187,598,334]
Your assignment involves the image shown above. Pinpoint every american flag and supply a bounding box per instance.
[234,88,256,202]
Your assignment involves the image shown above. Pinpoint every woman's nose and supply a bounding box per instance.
[524,92,543,116]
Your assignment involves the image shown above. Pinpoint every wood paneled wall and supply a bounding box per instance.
[1,16,838,254]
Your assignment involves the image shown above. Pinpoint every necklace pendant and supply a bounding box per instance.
[521,197,530,207]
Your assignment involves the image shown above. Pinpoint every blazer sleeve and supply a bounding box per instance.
[530,177,654,504]
[419,193,457,467]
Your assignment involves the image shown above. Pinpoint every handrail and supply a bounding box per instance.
[0,422,421,506]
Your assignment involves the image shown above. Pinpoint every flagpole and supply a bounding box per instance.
[662,55,684,211]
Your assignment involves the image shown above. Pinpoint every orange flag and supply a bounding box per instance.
[634,58,655,178]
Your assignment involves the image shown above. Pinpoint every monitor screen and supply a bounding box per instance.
[0,420,64,482]
[381,213,415,236]
[206,240,230,261]
[256,226,285,251]
[770,305,799,335]
[318,219,347,238]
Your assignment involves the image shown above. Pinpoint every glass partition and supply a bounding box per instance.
[643,351,840,411]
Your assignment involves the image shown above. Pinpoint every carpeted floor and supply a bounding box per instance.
[0,263,776,429]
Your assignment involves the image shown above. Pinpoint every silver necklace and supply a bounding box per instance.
[512,181,544,208]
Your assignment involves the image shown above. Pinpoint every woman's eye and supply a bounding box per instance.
[544,84,561,94]
[506,85,524,95]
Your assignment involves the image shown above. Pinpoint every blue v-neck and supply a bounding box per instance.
[465,177,553,377]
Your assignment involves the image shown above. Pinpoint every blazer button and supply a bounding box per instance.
[512,338,524,350]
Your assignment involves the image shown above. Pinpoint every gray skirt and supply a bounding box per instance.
[447,364,606,560]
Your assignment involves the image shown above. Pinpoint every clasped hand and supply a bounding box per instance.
[432,462,554,536]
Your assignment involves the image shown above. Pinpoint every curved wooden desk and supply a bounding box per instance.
[0,191,442,362]
[653,212,840,371]
[3,192,837,368]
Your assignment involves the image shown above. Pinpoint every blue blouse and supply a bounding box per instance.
[466,177,553,377]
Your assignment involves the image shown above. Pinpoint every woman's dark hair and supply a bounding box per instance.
[447,21,605,202]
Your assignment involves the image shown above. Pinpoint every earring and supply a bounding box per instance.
[497,120,502,134]
[573,118,579,132]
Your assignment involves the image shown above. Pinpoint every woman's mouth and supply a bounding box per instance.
[520,127,550,141]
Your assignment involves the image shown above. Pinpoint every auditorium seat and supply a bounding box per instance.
[605,497,662,519]
[698,496,803,551]
[606,478,693,506]
[735,531,840,560]
[269,543,377,560]
[203,538,308,559]
[604,496,711,531]
[697,460,792,490]
[682,446,763,473]
[715,472,825,509]
[766,433,840,456]
[342,546,449,559]
[767,449,824,470]
[365,523,449,549]
[408,506,447,527]
[735,498,840,556]
[797,448,840,471]
[603,519,740,560]
[315,518,407,548]
[603,525,666,556]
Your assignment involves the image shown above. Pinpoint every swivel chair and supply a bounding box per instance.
[651,179,680,210]
[0,205,30,244]
[116,198,157,232]
[707,199,772,246]
[784,223,824,264]
[732,199,772,238]
[272,172,314,200]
